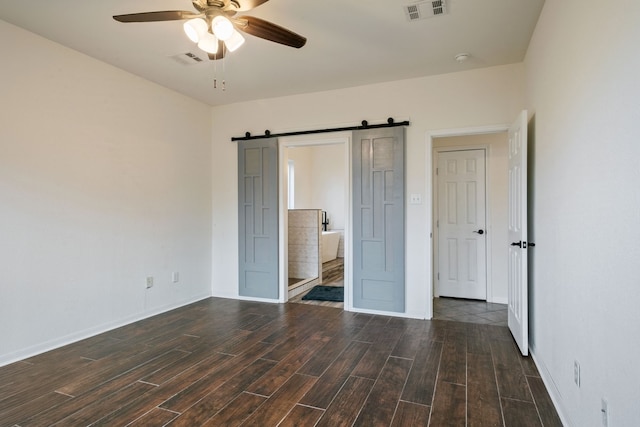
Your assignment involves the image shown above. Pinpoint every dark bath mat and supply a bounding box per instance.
[302,285,344,302]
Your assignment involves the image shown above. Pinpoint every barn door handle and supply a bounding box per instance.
[511,241,523,247]
[473,229,484,235]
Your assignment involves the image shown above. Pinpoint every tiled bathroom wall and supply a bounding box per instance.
[288,209,322,281]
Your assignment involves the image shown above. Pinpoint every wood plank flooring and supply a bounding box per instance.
[0,298,563,426]
[320,258,344,285]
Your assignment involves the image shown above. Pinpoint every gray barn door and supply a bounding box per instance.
[238,138,279,299]
[352,127,405,312]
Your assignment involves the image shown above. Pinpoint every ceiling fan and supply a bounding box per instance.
[113,0,307,60]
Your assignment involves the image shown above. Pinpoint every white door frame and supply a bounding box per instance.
[277,132,352,310]
[433,145,490,300]
[426,124,509,319]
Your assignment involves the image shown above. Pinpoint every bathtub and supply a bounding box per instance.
[321,231,341,263]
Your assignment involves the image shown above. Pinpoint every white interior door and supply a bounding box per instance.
[437,149,487,300]
[508,110,529,356]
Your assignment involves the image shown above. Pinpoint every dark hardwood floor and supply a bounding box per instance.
[0,298,562,426]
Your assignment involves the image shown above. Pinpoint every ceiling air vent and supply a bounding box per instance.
[404,0,448,21]
[170,52,206,66]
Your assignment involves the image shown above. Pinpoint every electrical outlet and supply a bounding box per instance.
[146,276,154,289]
[172,272,179,283]
[601,398,609,427]
[574,360,580,387]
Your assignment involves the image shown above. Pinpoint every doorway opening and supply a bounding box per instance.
[278,133,351,310]
[430,129,509,326]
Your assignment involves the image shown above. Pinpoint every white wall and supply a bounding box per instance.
[3,1,636,422]
[310,144,346,231]
[211,63,525,317]
[287,147,313,209]
[433,133,509,303]
[0,21,213,365]
[525,1,640,425]
[288,144,346,230]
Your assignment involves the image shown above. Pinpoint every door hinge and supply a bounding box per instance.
[436,219,439,228]
[437,272,440,280]
[436,167,439,175]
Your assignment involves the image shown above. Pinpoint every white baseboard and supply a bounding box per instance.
[530,345,573,427]
[491,296,508,304]
[0,293,211,368]
[234,295,281,304]
[347,306,426,320]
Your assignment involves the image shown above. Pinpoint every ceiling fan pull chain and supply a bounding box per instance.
[222,55,226,91]
[213,55,218,89]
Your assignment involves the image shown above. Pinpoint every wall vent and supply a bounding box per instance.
[404,0,448,21]
[170,52,206,65]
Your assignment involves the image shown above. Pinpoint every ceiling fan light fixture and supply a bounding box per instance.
[224,30,245,52]
[197,32,219,54]
[212,16,234,41]
[184,18,208,43]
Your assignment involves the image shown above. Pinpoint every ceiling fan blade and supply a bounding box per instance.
[226,0,270,12]
[113,11,201,23]
[234,16,306,48]
[207,41,227,60]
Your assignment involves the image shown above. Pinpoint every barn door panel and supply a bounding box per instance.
[352,127,405,312]
[238,138,279,299]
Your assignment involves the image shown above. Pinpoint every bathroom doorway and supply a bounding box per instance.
[278,132,351,309]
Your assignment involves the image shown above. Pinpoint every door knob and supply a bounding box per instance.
[511,241,523,247]
[473,229,484,235]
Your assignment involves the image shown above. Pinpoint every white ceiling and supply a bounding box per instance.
[0,0,544,107]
